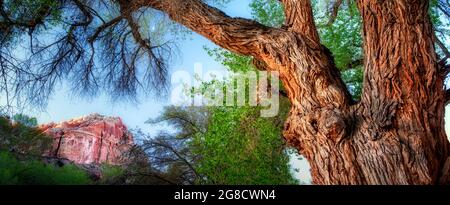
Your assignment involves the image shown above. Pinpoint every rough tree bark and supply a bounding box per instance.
[132,0,450,184]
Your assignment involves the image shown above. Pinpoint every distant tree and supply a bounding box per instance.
[12,114,38,127]
[136,106,209,185]
[0,151,92,185]
[118,145,180,185]
[0,116,51,155]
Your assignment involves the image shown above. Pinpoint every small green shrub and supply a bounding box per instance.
[0,116,52,155]
[0,151,92,185]
[12,114,38,127]
[98,164,125,185]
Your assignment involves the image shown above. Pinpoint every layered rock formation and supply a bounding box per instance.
[40,114,134,165]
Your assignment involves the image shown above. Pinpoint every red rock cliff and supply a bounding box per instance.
[40,114,134,165]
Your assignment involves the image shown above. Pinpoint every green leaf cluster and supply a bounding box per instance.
[0,116,52,155]
[191,105,297,185]
[0,151,92,185]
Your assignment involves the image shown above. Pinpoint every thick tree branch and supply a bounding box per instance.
[119,1,153,51]
[139,0,271,58]
[139,0,352,111]
[279,0,320,42]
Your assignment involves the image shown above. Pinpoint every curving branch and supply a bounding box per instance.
[140,0,352,110]
[140,0,272,58]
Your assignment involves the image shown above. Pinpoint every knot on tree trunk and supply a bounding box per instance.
[283,107,349,151]
[319,108,347,143]
[361,97,399,141]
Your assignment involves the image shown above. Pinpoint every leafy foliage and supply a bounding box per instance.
[316,2,363,71]
[0,0,62,45]
[0,151,92,185]
[204,47,254,73]
[96,164,125,185]
[0,116,51,155]
[12,114,38,127]
[138,104,297,185]
[0,115,93,185]
[249,0,285,27]
[190,105,296,185]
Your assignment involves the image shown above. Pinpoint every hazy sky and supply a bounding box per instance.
[24,0,450,184]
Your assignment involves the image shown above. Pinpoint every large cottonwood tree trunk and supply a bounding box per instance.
[136,0,450,184]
